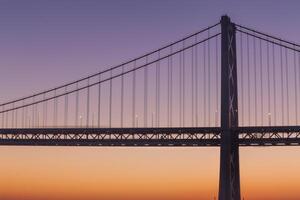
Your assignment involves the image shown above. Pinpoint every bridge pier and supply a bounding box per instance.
[218,16,241,200]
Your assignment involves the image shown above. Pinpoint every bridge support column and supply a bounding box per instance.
[218,16,241,200]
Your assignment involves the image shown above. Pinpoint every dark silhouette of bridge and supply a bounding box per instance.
[1,16,300,200]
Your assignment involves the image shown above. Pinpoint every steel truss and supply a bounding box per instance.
[0,126,299,146]
[0,127,221,146]
[238,126,300,146]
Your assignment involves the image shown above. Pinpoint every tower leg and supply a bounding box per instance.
[218,15,241,200]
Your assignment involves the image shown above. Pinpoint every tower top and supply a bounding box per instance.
[221,15,231,24]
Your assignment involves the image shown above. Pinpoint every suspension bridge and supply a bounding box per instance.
[1,15,300,200]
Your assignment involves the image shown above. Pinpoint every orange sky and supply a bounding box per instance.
[1,1,300,200]
[0,147,300,200]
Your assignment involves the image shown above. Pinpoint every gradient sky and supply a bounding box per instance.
[1,0,300,200]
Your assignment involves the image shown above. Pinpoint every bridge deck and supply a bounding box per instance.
[0,126,299,146]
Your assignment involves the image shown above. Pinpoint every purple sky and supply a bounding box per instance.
[1,0,299,103]
[1,2,300,200]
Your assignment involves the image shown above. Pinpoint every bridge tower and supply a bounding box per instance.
[219,16,241,200]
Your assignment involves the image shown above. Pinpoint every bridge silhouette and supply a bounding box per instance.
[1,15,300,200]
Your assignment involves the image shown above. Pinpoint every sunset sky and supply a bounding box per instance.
[1,0,300,200]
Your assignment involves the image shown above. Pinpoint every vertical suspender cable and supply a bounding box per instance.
[285,48,289,125]
[17,105,19,128]
[299,52,300,124]
[75,82,79,127]
[2,108,4,128]
[259,39,263,125]
[195,36,198,127]
[45,96,48,128]
[5,108,8,128]
[5,109,7,128]
[246,34,251,125]
[24,106,26,128]
[32,97,35,128]
[37,103,39,127]
[56,91,58,127]
[144,56,148,127]
[272,43,277,125]
[120,65,124,128]
[168,54,170,127]
[208,30,211,126]
[64,87,68,127]
[32,97,36,128]
[22,101,25,128]
[280,43,284,125]
[182,42,185,127]
[1,107,3,128]
[240,32,244,126]
[145,56,148,127]
[267,41,271,125]
[12,103,15,128]
[179,44,182,126]
[25,106,28,128]
[35,103,38,127]
[86,79,90,127]
[1,107,4,128]
[15,106,18,128]
[98,75,101,127]
[53,92,55,127]
[4,108,7,128]
[170,46,173,127]
[132,61,136,127]
[157,53,160,127]
[36,104,39,128]
[215,34,219,126]
[253,37,257,125]
[203,40,206,126]
[109,70,113,128]
[191,39,194,127]
[28,109,30,128]
[54,90,57,127]
[43,93,46,127]
[92,113,94,127]
[294,45,298,124]
[3,107,5,128]
[55,90,58,127]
